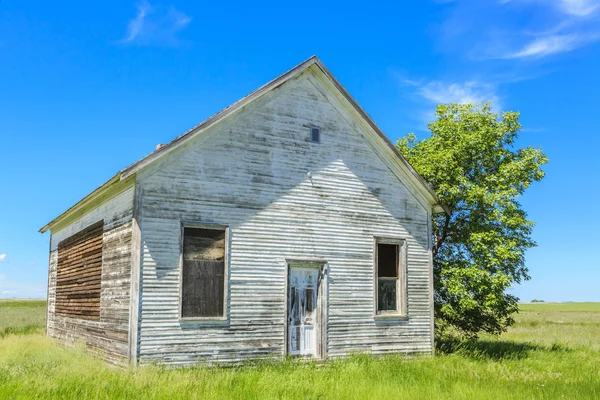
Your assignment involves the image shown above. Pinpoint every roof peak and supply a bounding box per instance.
[40,56,446,232]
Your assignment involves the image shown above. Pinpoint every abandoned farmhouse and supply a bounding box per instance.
[40,56,446,366]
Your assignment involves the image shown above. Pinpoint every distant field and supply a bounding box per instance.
[0,299,46,337]
[0,299,599,399]
[509,302,600,351]
[519,302,600,312]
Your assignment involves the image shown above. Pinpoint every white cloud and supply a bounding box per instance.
[399,77,500,108]
[0,280,46,298]
[121,2,192,46]
[417,81,500,106]
[506,34,581,58]
[558,0,600,16]
[443,0,600,61]
[501,0,600,16]
[394,76,501,128]
[0,254,5,262]
[124,2,151,42]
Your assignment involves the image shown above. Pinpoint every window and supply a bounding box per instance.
[310,126,320,143]
[56,221,104,320]
[375,238,407,315]
[180,226,227,319]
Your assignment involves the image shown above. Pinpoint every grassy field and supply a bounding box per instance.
[0,299,46,338]
[0,300,599,399]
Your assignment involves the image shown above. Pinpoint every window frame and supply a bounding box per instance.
[373,237,408,319]
[309,126,321,143]
[178,222,230,322]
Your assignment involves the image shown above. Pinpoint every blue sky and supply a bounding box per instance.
[0,0,598,301]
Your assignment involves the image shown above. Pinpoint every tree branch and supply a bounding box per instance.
[433,213,451,258]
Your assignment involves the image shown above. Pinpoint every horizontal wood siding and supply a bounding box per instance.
[137,72,433,365]
[55,221,104,319]
[47,187,134,364]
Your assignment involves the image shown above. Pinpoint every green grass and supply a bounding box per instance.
[0,299,46,338]
[0,300,599,399]
[509,302,600,351]
[519,302,600,312]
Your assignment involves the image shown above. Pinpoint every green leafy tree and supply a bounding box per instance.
[397,102,548,338]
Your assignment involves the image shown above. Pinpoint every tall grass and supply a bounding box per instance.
[0,299,46,338]
[0,300,599,399]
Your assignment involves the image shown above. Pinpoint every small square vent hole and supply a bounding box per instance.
[310,126,320,143]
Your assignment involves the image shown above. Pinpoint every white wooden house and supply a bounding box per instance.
[40,56,446,366]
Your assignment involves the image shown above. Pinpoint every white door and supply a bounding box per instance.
[288,266,320,357]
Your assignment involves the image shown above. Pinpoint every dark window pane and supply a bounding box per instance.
[181,228,226,318]
[305,287,314,321]
[377,243,398,278]
[290,287,301,325]
[310,127,320,142]
[183,228,225,261]
[290,327,301,352]
[378,279,397,311]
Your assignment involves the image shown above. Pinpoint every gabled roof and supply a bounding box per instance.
[40,56,447,233]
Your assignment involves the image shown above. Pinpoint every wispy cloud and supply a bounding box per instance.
[439,0,600,61]
[0,278,46,298]
[496,0,600,59]
[398,75,500,107]
[394,75,501,128]
[0,254,5,262]
[557,0,600,17]
[416,80,499,106]
[500,0,600,17]
[121,2,192,46]
[505,34,581,58]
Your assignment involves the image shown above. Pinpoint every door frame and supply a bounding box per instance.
[284,259,328,359]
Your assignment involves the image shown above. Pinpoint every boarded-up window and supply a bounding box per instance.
[181,227,226,319]
[375,239,406,315]
[56,221,104,319]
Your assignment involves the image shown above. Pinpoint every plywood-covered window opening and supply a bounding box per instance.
[180,226,227,319]
[375,238,407,316]
[56,220,104,320]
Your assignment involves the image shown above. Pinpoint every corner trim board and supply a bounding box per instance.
[127,178,142,365]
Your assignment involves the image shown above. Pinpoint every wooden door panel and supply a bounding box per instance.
[288,266,320,356]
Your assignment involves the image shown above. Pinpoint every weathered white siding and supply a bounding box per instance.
[135,71,433,365]
[47,187,134,364]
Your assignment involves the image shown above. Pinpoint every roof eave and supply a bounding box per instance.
[38,173,135,233]
[310,59,448,215]
[119,56,320,181]
[433,204,451,215]
[40,55,450,233]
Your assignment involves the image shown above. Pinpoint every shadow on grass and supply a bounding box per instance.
[0,325,45,339]
[437,338,571,361]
